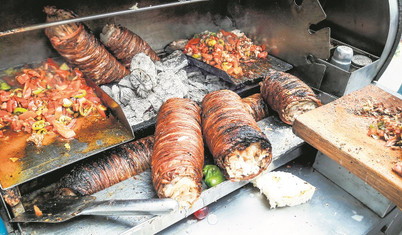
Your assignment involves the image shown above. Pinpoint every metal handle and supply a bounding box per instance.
[80,198,178,216]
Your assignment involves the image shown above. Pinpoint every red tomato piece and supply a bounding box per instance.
[52,120,76,139]
[0,110,9,117]
[16,74,30,85]
[193,207,209,220]
[18,111,37,120]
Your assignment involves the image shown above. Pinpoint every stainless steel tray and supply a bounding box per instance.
[20,115,304,234]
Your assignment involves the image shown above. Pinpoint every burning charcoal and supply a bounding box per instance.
[143,109,156,121]
[147,93,164,111]
[130,53,158,98]
[160,50,188,73]
[187,79,206,90]
[111,84,121,103]
[100,85,113,98]
[122,105,136,120]
[206,83,223,93]
[129,98,153,119]
[118,75,134,89]
[187,90,205,103]
[120,87,136,106]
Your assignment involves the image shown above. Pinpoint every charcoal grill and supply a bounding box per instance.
[0,0,401,234]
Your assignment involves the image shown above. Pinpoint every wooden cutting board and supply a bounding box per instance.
[293,84,402,209]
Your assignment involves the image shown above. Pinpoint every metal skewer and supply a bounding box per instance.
[0,0,208,37]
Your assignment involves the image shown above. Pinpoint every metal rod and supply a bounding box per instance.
[0,0,208,37]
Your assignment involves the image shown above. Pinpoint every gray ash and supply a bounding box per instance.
[101,51,226,126]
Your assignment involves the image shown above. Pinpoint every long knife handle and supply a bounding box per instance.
[80,198,178,216]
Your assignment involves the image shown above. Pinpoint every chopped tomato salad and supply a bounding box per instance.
[0,59,107,144]
[183,29,268,78]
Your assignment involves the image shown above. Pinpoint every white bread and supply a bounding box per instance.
[252,171,316,209]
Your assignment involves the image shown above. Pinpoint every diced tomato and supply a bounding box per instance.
[188,38,200,45]
[23,87,32,99]
[258,51,268,59]
[52,120,76,139]
[74,69,83,78]
[55,69,70,80]
[46,58,59,69]
[87,96,101,104]
[0,110,9,117]
[7,99,17,113]
[11,119,23,131]
[69,80,82,91]
[16,73,30,85]
[18,111,37,120]
[23,69,40,78]
[0,92,10,102]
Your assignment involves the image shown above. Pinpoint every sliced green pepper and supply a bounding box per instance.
[13,107,27,115]
[32,120,45,130]
[59,63,70,71]
[0,82,11,91]
[74,89,87,98]
[203,165,225,188]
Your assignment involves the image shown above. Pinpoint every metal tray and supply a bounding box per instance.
[19,115,305,234]
[187,54,293,89]
[0,61,134,190]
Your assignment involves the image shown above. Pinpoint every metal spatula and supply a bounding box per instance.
[11,196,178,223]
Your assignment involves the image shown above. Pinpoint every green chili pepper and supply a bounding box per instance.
[203,165,225,188]
[59,63,70,71]
[192,54,202,60]
[0,82,11,91]
[13,107,28,115]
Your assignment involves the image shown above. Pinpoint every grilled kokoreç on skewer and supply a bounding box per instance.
[242,93,270,122]
[152,98,204,208]
[44,6,129,85]
[59,136,154,196]
[260,70,321,125]
[202,90,272,181]
[100,24,160,69]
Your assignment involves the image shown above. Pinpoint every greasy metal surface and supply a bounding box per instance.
[187,54,293,87]
[12,196,96,223]
[160,163,381,235]
[314,152,395,218]
[317,0,390,56]
[19,115,305,234]
[12,197,178,223]
[0,62,134,190]
[228,0,330,67]
[0,0,208,37]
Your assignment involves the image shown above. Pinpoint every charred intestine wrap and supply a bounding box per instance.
[260,70,321,125]
[202,90,272,181]
[100,24,160,68]
[152,98,204,207]
[59,136,154,196]
[43,6,129,85]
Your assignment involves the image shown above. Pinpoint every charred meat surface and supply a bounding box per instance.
[260,70,321,125]
[202,90,272,181]
[242,93,270,122]
[59,136,154,196]
[44,6,129,85]
[152,98,204,208]
[100,24,160,69]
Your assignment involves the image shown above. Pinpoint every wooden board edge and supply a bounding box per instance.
[292,118,402,209]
